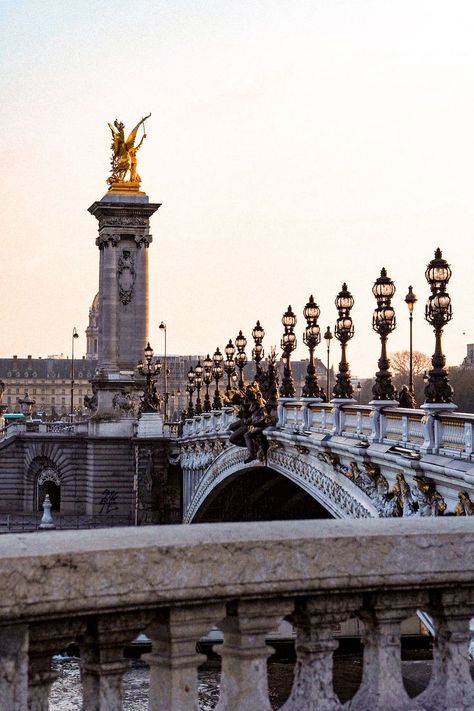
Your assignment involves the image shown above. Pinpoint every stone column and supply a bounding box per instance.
[215,599,292,711]
[0,623,28,711]
[282,594,361,711]
[28,619,83,711]
[97,236,119,373]
[80,612,148,711]
[348,591,426,711]
[417,589,474,710]
[145,603,224,711]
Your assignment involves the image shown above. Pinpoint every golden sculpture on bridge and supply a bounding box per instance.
[107,114,151,192]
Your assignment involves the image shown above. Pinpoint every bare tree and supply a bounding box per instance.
[390,350,431,377]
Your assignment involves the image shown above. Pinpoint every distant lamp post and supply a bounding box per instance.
[302,295,321,398]
[323,326,333,400]
[212,348,224,409]
[235,331,247,389]
[356,381,362,404]
[371,268,397,401]
[404,286,417,395]
[186,367,196,417]
[251,321,265,374]
[424,248,454,404]
[159,322,168,421]
[279,305,297,398]
[137,342,161,412]
[332,284,355,399]
[203,354,213,412]
[70,327,79,423]
[224,340,236,392]
[194,359,203,415]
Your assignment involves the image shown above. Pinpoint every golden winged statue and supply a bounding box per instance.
[107,114,151,191]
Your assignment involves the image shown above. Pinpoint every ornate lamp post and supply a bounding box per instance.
[323,326,333,400]
[424,248,454,404]
[212,348,224,409]
[404,286,417,396]
[235,331,247,389]
[371,268,397,401]
[279,305,297,398]
[202,354,213,412]
[70,327,79,423]
[224,340,236,392]
[302,295,321,398]
[194,359,203,415]
[332,284,355,399]
[251,321,265,375]
[137,342,161,412]
[186,366,196,417]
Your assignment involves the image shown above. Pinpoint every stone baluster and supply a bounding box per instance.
[0,623,28,710]
[464,420,473,456]
[80,612,149,711]
[282,594,361,711]
[417,589,474,710]
[215,598,291,711]
[145,603,224,711]
[28,619,83,711]
[348,591,426,710]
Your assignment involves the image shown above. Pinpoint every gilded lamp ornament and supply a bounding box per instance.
[107,114,151,192]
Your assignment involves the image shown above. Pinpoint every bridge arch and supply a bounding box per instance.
[183,444,376,523]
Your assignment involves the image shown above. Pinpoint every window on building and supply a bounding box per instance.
[51,397,55,404]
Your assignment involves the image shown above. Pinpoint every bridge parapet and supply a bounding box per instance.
[278,399,474,460]
[0,519,472,709]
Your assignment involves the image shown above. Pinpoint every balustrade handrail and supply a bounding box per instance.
[0,518,472,623]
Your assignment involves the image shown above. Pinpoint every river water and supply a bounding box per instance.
[49,655,432,709]
[48,656,363,710]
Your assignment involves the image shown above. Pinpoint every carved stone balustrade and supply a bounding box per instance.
[0,519,472,709]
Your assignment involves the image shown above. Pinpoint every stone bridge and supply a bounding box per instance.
[179,399,474,523]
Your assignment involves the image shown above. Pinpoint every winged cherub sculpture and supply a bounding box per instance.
[107,114,151,188]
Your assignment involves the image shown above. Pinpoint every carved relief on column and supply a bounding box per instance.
[117,250,136,305]
[281,594,361,711]
[80,611,151,711]
[145,603,225,711]
[417,589,474,711]
[0,623,28,711]
[215,598,292,711]
[348,591,427,711]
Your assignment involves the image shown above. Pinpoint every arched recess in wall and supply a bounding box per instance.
[28,457,62,512]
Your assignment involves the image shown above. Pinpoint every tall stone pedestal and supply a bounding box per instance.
[88,192,160,417]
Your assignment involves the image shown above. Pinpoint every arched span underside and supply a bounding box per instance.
[192,466,334,523]
[184,444,376,523]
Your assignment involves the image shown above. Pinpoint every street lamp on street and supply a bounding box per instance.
[70,327,79,423]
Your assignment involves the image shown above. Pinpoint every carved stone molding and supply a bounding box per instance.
[101,216,148,228]
[37,468,61,487]
[268,449,373,519]
[96,233,119,249]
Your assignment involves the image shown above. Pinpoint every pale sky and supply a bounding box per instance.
[1,0,473,377]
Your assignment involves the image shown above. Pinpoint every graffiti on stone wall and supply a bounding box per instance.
[98,488,119,514]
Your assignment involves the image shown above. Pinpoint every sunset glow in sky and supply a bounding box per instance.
[1,0,473,376]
